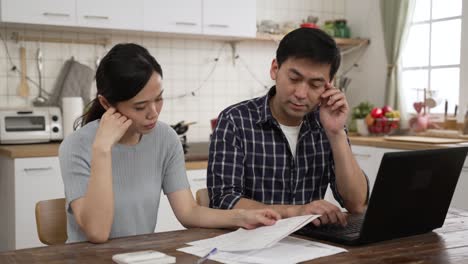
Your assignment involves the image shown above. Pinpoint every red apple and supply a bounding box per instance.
[382,105,393,114]
[370,107,383,118]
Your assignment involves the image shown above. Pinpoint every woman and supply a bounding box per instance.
[59,43,280,243]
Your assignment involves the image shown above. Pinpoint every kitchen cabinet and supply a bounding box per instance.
[324,145,402,207]
[0,0,76,26]
[0,156,64,251]
[143,0,202,34]
[1,0,256,38]
[202,0,256,37]
[155,168,207,233]
[143,0,256,37]
[76,0,143,30]
[0,0,143,30]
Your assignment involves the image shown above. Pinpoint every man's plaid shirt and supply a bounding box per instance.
[207,87,348,209]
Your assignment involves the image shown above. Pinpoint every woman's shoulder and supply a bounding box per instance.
[59,120,99,155]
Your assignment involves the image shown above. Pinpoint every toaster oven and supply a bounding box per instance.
[0,107,63,144]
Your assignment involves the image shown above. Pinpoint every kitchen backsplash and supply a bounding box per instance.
[0,0,345,142]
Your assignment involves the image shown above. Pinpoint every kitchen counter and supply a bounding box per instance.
[349,135,468,150]
[0,142,210,161]
[2,136,465,160]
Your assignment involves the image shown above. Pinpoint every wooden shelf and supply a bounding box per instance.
[255,32,370,48]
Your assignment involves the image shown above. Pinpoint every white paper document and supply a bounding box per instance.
[188,214,320,252]
[178,236,347,264]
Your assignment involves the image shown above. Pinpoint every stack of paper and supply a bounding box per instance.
[177,215,348,263]
[178,236,347,264]
[188,215,319,251]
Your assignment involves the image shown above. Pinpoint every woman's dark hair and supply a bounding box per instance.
[80,43,163,126]
[276,27,341,80]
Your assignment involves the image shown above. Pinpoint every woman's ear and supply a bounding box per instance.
[97,95,111,110]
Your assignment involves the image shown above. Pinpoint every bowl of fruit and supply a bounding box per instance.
[365,106,400,135]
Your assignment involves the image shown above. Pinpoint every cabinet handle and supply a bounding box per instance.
[84,15,109,20]
[207,24,229,28]
[43,12,70,17]
[353,153,371,158]
[24,167,53,172]
[175,22,197,26]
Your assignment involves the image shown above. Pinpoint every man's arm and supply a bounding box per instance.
[207,112,245,209]
[327,130,368,213]
[319,83,368,214]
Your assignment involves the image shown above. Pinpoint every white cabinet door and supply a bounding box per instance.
[351,145,381,192]
[1,0,76,26]
[14,157,64,249]
[143,0,202,34]
[77,0,143,30]
[202,0,256,37]
[451,157,468,210]
[155,169,207,233]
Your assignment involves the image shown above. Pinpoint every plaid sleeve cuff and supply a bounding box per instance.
[211,192,242,209]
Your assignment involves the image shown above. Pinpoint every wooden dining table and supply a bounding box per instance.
[1,208,468,263]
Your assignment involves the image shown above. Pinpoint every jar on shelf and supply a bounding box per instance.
[334,19,350,38]
[322,20,336,37]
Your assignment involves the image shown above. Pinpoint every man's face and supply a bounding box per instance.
[269,57,331,126]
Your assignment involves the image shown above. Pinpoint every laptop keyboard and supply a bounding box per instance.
[300,213,365,236]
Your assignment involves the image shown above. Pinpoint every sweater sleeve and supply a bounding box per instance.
[59,133,92,214]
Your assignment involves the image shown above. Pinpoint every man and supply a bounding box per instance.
[207,27,368,226]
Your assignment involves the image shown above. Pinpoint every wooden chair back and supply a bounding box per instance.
[35,198,67,245]
[196,188,210,207]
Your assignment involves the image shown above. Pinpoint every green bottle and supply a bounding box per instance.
[335,19,350,38]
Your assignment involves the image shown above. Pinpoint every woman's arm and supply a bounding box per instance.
[70,107,132,243]
[167,189,281,229]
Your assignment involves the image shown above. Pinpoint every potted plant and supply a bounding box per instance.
[351,101,374,136]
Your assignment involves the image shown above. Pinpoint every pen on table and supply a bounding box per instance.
[196,248,217,264]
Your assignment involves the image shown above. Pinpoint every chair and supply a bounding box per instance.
[196,188,210,207]
[35,198,67,245]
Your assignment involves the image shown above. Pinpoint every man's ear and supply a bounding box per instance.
[270,59,279,81]
[97,95,111,110]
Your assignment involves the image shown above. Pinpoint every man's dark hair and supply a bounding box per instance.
[276,27,341,80]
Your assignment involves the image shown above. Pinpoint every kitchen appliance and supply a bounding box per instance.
[0,107,63,144]
[171,121,196,154]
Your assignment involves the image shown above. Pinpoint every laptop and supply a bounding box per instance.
[296,147,468,245]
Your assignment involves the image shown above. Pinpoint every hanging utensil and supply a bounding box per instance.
[18,46,29,98]
[33,48,48,106]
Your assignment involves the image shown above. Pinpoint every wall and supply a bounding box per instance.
[0,0,346,142]
[343,0,386,110]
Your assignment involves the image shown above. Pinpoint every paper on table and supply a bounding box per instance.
[188,214,320,252]
[178,236,347,264]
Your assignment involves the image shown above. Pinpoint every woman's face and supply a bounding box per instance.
[115,72,164,134]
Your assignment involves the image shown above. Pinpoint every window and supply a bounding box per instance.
[401,0,463,115]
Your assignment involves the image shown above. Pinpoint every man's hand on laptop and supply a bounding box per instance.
[287,200,347,227]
